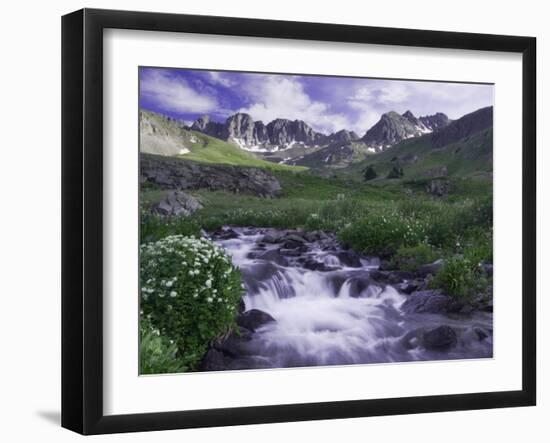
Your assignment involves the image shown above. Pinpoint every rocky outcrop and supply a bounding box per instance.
[152,190,202,217]
[419,112,451,131]
[328,129,360,143]
[426,179,452,197]
[190,115,225,139]
[190,113,327,150]
[362,110,450,151]
[432,106,493,149]
[140,153,282,197]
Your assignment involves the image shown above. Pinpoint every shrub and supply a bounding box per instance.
[392,243,440,271]
[140,318,188,374]
[338,212,427,257]
[430,254,488,299]
[387,166,404,179]
[140,235,243,371]
[363,165,377,181]
[140,211,201,244]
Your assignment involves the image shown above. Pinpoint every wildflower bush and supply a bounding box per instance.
[391,243,439,271]
[429,255,487,299]
[140,235,243,372]
[338,211,428,257]
[140,211,201,244]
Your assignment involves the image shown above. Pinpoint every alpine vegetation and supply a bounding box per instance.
[138,67,494,373]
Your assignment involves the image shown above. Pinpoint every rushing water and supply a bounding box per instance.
[211,227,493,370]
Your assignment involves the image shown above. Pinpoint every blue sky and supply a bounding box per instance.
[139,67,493,135]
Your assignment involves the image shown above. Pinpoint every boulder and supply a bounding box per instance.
[262,230,286,244]
[152,190,202,217]
[422,325,457,350]
[417,259,444,277]
[337,250,362,267]
[481,263,493,277]
[212,327,253,357]
[256,249,289,266]
[199,348,231,371]
[303,259,336,272]
[212,227,240,240]
[400,290,452,314]
[237,309,276,332]
[344,277,380,298]
[426,179,452,197]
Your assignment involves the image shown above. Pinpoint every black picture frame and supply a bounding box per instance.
[61,8,537,435]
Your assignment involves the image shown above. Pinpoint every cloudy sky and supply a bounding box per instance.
[139,67,493,135]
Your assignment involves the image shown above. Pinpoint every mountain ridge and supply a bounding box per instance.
[187,109,451,154]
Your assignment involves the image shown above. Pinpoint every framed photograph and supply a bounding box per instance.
[62,8,536,435]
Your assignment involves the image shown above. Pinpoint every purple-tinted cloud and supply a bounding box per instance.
[139,67,493,135]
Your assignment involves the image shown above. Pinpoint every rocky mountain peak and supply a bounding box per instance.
[191,114,211,131]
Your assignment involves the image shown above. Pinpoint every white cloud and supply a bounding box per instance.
[141,70,220,114]
[207,71,234,87]
[377,83,411,103]
[238,76,350,134]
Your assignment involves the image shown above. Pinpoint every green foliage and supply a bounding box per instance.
[140,211,201,244]
[387,166,404,179]
[140,235,243,372]
[338,212,428,257]
[181,131,307,172]
[430,254,487,299]
[140,318,188,374]
[363,165,377,181]
[392,243,440,271]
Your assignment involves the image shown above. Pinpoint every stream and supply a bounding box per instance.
[206,227,493,370]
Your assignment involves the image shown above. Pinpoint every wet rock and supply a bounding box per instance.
[237,298,246,314]
[212,228,240,240]
[237,309,276,332]
[241,262,279,293]
[283,239,305,249]
[326,273,349,293]
[474,327,489,341]
[387,271,416,284]
[422,325,457,350]
[283,233,307,244]
[213,327,253,357]
[370,270,390,283]
[417,259,444,277]
[256,249,289,266]
[399,278,429,294]
[337,250,362,267]
[345,277,379,298]
[480,300,493,312]
[481,263,493,277]
[400,290,452,314]
[262,230,286,243]
[303,260,335,272]
[379,260,397,271]
[199,348,231,371]
[279,246,307,256]
[400,329,422,350]
[152,190,203,217]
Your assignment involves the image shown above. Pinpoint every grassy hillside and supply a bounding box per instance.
[345,127,493,181]
[140,110,306,172]
[181,131,307,172]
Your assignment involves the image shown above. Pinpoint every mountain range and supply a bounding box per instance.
[187,109,450,154]
[140,105,492,174]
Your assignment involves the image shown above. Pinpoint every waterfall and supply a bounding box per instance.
[211,227,493,369]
